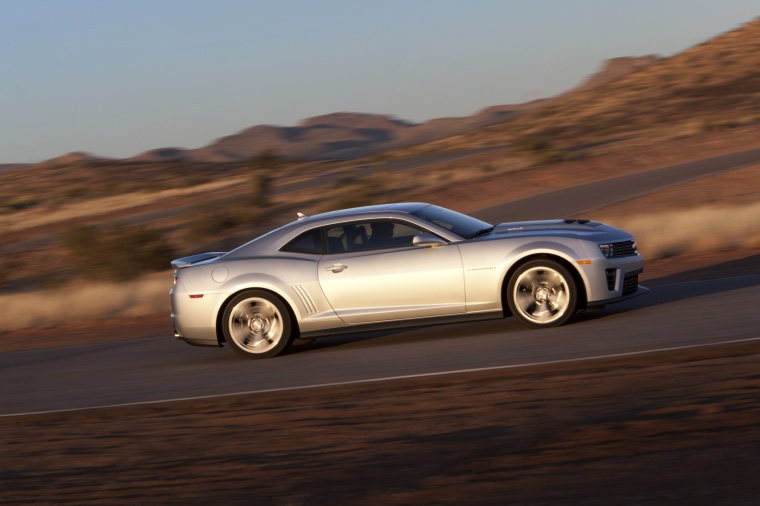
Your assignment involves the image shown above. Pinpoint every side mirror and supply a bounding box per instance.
[413,233,447,247]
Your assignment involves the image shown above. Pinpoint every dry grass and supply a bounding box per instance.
[608,202,760,259]
[0,272,171,333]
[0,177,244,234]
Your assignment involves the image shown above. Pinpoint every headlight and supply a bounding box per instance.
[599,241,637,258]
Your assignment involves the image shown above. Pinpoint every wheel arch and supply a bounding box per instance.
[500,253,588,316]
[215,287,301,346]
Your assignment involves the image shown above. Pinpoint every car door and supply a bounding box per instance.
[317,220,465,324]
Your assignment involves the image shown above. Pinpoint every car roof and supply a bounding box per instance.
[223,203,437,259]
[303,202,429,221]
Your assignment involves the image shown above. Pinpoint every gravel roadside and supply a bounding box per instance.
[1,340,759,504]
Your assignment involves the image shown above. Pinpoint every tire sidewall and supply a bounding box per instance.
[222,289,294,359]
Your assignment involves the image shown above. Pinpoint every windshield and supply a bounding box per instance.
[411,205,492,239]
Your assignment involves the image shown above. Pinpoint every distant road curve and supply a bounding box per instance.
[473,147,760,222]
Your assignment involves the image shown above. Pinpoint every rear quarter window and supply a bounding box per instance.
[281,228,324,255]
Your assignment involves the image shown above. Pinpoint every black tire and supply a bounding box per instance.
[222,290,294,359]
[507,259,578,329]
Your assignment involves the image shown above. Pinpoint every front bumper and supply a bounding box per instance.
[580,254,647,306]
[588,284,649,308]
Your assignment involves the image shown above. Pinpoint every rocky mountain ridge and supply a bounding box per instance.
[11,16,759,169]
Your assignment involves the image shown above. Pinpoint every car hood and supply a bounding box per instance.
[492,219,601,235]
[480,219,631,242]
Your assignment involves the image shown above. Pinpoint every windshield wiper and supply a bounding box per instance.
[468,226,494,239]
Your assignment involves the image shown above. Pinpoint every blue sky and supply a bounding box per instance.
[1,0,758,163]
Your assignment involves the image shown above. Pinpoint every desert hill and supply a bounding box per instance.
[24,16,760,166]
[470,17,760,143]
[101,17,760,164]
[562,55,661,96]
[132,104,541,163]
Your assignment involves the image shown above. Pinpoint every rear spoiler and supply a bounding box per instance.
[171,252,226,269]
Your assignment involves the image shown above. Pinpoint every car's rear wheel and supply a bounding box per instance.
[507,260,577,328]
[223,290,294,359]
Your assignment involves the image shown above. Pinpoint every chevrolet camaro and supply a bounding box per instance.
[170,203,647,358]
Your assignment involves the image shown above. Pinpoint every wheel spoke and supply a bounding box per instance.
[513,266,571,325]
[227,297,284,354]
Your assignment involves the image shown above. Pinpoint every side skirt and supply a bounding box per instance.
[299,310,505,340]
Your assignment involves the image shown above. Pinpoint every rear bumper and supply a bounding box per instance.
[172,316,222,347]
[171,279,222,346]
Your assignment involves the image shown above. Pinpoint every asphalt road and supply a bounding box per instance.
[3,147,760,416]
[473,147,760,222]
[1,273,759,416]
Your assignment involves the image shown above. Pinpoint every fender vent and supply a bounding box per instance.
[292,285,317,315]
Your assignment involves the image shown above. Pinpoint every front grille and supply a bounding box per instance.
[622,273,639,295]
[611,240,637,257]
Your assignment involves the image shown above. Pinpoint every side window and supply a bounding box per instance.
[366,221,424,250]
[281,228,324,255]
[323,220,432,254]
[325,223,370,254]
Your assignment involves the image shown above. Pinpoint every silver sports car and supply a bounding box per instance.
[171,203,646,358]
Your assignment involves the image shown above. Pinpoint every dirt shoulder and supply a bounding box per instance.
[2,339,759,504]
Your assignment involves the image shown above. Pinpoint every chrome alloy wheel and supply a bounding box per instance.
[228,297,284,354]
[512,266,571,325]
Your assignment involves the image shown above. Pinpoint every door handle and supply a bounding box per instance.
[326,264,348,273]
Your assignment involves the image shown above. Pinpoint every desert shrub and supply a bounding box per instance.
[321,176,383,213]
[248,150,279,211]
[3,196,38,212]
[516,137,553,152]
[63,222,174,281]
[65,186,91,199]
[700,118,739,132]
[515,137,568,165]
[251,170,272,209]
[185,206,251,242]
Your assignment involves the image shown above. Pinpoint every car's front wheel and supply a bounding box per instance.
[507,260,578,328]
[222,290,294,359]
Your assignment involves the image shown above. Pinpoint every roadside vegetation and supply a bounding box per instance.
[62,222,174,281]
[1,199,758,333]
